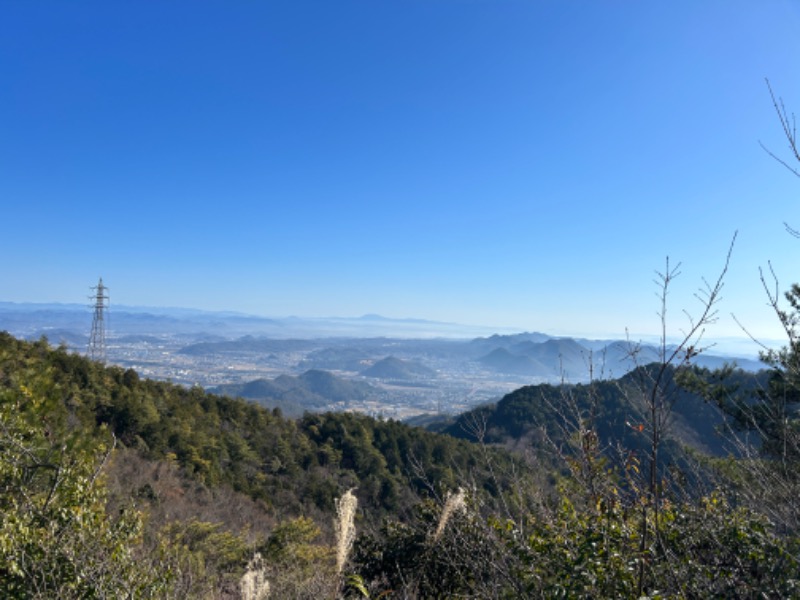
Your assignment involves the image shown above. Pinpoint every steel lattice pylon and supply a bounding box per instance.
[88,277,109,363]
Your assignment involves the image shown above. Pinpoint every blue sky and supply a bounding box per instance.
[2,1,800,348]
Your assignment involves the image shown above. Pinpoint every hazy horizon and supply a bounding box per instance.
[1,297,780,359]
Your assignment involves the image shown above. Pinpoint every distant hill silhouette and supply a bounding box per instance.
[478,348,547,376]
[180,336,316,355]
[300,346,373,371]
[211,368,379,416]
[361,356,437,380]
[474,335,761,381]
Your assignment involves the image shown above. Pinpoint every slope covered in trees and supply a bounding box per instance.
[443,364,766,463]
[3,329,800,598]
[0,333,525,518]
[0,332,537,596]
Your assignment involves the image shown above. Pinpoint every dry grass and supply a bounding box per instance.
[434,488,466,541]
[240,553,270,600]
[334,488,358,575]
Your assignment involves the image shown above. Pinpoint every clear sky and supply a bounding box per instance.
[2,1,800,348]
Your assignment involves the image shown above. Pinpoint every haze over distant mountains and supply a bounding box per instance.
[0,302,761,381]
[0,301,511,340]
[0,300,768,419]
[210,369,381,417]
[0,301,765,354]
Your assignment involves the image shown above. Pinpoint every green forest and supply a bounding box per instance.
[2,285,800,600]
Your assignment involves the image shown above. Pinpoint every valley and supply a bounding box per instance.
[0,302,764,420]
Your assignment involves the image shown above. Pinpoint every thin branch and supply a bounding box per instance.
[761,79,800,235]
[760,263,797,345]
[759,141,800,179]
[763,78,800,168]
[731,312,773,355]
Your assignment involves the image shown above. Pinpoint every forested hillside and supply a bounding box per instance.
[0,332,534,597]
[2,330,800,598]
[443,364,767,463]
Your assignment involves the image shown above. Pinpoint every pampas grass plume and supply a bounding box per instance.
[240,552,270,600]
[335,488,358,575]
[434,488,466,541]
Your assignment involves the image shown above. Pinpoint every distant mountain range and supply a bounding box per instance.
[0,302,506,340]
[0,301,765,392]
[472,333,762,379]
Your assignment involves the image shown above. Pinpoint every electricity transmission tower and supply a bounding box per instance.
[88,277,109,363]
